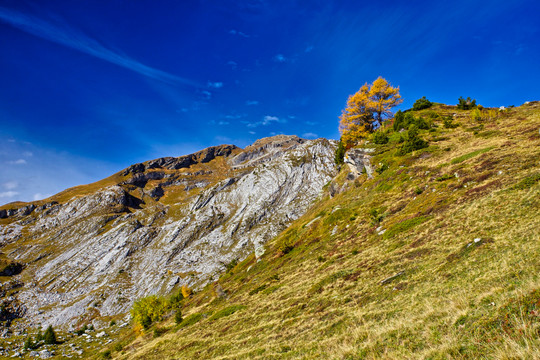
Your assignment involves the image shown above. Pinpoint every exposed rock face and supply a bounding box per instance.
[344,148,375,179]
[0,136,337,329]
[122,144,239,175]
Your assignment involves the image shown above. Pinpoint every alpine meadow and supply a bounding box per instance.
[1,1,539,359]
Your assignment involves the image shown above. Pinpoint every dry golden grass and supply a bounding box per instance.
[62,103,540,359]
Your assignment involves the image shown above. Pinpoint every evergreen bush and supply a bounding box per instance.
[334,140,346,165]
[457,96,477,110]
[398,124,428,154]
[43,325,57,345]
[372,130,389,144]
[412,96,433,110]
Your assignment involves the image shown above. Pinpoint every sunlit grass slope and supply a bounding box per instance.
[108,103,538,359]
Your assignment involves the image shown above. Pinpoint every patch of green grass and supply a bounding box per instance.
[177,313,203,329]
[383,216,430,239]
[436,174,454,181]
[249,284,268,295]
[450,147,494,164]
[261,284,282,294]
[208,305,246,321]
[511,173,540,190]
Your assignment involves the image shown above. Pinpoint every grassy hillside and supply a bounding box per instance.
[99,102,538,359]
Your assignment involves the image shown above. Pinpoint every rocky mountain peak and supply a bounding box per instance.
[122,144,240,176]
[0,136,337,329]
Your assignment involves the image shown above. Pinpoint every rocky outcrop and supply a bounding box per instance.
[122,144,239,175]
[0,136,337,329]
[344,148,375,179]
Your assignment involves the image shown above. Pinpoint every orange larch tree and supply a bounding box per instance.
[339,76,402,148]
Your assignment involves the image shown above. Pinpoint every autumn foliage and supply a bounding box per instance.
[339,77,402,148]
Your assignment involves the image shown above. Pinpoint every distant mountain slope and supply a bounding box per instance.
[116,102,540,360]
[0,135,337,331]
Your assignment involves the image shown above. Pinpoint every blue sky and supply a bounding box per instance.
[1,0,539,204]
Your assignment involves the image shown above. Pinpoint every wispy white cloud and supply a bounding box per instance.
[218,121,229,125]
[273,54,287,63]
[0,191,19,198]
[246,100,259,106]
[33,192,51,201]
[207,81,223,89]
[248,131,256,135]
[3,181,18,190]
[229,29,249,38]
[22,151,33,157]
[305,121,317,126]
[245,115,285,128]
[262,115,280,125]
[224,114,246,120]
[8,159,27,165]
[215,135,232,143]
[305,45,314,53]
[302,132,318,139]
[0,6,198,87]
[200,90,212,99]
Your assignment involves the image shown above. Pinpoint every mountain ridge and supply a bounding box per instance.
[0,135,338,333]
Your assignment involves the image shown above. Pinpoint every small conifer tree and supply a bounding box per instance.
[43,325,57,344]
[175,310,183,324]
[334,140,346,165]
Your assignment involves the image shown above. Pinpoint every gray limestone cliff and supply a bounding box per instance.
[0,135,337,329]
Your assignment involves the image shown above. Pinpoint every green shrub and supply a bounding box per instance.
[372,130,389,144]
[471,108,482,121]
[369,208,385,225]
[317,256,326,263]
[278,228,297,254]
[131,295,170,329]
[424,110,439,119]
[398,124,428,154]
[225,258,238,273]
[394,111,429,131]
[334,140,346,166]
[23,336,37,350]
[75,325,88,336]
[43,325,57,345]
[443,116,459,128]
[393,110,405,131]
[169,289,184,309]
[414,116,430,130]
[376,164,389,174]
[412,96,433,110]
[174,310,183,325]
[414,187,424,195]
[457,96,477,110]
[153,327,168,338]
[101,350,112,359]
